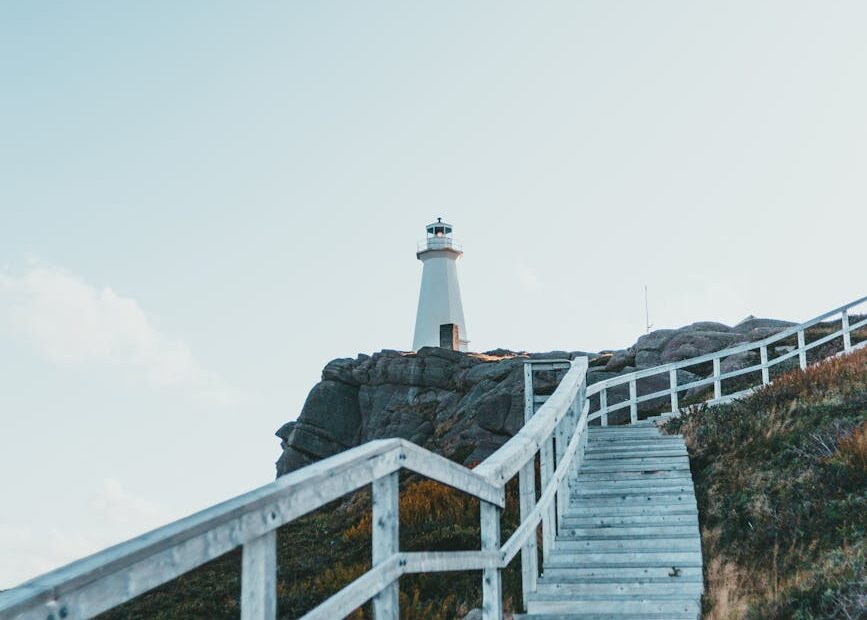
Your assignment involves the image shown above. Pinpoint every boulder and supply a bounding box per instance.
[634,329,678,353]
[661,331,747,364]
[605,349,635,372]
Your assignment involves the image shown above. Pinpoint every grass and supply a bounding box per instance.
[663,348,867,619]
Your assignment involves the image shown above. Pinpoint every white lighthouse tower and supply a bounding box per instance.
[412,218,469,352]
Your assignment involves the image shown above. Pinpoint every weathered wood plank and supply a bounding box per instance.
[798,330,807,369]
[241,530,276,620]
[372,472,399,619]
[398,440,503,507]
[480,501,503,620]
[518,458,538,604]
[501,404,588,565]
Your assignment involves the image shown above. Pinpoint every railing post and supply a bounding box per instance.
[555,404,569,529]
[600,388,608,426]
[372,472,399,619]
[842,310,852,352]
[628,379,638,424]
[518,458,538,606]
[540,436,555,561]
[760,346,770,385]
[713,358,721,400]
[241,530,277,620]
[797,330,807,369]
[669,369,678,414]
[480,501,503,620]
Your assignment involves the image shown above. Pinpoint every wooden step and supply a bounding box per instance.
[561,513,699,527]
[579,461,691,473]
[534,580,703,596]
[526,595,701,616]
[586,436,683,445]
[553,537,701,552]
[559,525,698,539]
[546,550,703,567]
[570,493,696,506]
[584,449,688,460]
[572,484,692,497]
[541,565,703,581]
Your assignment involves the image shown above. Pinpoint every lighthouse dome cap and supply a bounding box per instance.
[425,217,454,234]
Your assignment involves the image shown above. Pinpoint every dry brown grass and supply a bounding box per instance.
[666,348,867,619]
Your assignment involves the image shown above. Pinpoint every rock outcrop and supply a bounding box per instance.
[276,317,796,476]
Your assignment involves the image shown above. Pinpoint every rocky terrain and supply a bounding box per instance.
[276,317,795,475]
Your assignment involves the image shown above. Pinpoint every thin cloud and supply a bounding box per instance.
[1,479,176,587]
[0,262,237,404]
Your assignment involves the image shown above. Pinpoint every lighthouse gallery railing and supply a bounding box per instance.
[1,294,865,620]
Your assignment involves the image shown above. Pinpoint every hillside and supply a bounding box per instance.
[663,349,867,619]
[93,317,865,619]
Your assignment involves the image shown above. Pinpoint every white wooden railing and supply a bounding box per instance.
[2,295,865,620]
[583,295,867,426]
[0,359,590,620]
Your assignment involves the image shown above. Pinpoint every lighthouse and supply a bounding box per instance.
[412,218,469,352]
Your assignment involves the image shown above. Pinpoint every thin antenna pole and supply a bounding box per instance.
[644,285,653,334]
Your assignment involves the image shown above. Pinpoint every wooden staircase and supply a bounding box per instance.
[517,421,703,619]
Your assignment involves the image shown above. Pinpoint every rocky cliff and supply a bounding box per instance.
[275,317,795,476]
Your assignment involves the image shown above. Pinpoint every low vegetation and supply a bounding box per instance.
[99,474,525,619]
[100,336,866,619]
[664,348,867,619]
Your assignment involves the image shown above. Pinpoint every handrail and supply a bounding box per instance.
[0,358,589,620]
[586,295,867,425]
[3,294,864,620]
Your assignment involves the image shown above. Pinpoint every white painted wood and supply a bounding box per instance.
[760,345,770,384]
[713,357,722,400]
[628,380,638,424]
[842,310,852,352]
[600,388,608,426]
[480,501,503,620]
[540,436,555,561]
[500,404,588,565]
[241,530,276,620]
[401,550,499,573]
[669,369,679,413]
[798,330,807,369]
[518,459,538,605]
[372,472,399,619]
[554,414,568,529]
[398,440,503,507]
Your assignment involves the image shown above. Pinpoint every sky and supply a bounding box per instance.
[1,1,866,587]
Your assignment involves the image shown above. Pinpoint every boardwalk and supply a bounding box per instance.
[1,295,864,620]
